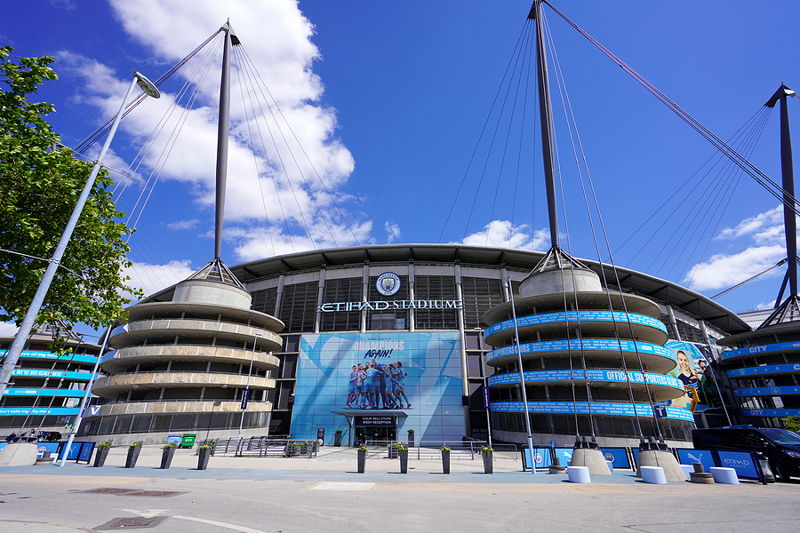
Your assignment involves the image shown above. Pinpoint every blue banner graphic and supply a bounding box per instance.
[488,369,683,390]
[293,332,464,442]
[0,407,79,416]
[727,363,800,378]
[486,339,676,365]
[722,341,800,361]
[490,400,694,421]
[734,386,800,397]
[11,369,94,380]
[741,408,800,417]
[2,388,89,398]
[1,350,98,365]
[485,311,667,338]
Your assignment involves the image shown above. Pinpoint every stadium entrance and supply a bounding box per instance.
[356,425,396,445]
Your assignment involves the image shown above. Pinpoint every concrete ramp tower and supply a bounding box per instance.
[83,23,285,444]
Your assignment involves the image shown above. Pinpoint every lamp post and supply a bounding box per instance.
[508,279,536,475]
[238,333,262,445]
[0,72,160,402]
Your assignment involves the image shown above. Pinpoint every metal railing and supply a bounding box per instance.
[359,440,519,460]
[211,436,319,458]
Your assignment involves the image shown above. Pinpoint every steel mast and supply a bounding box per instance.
[766,85,798,304]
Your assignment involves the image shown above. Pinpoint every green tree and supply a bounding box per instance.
[786,417,800,434]
[0,45,139,332]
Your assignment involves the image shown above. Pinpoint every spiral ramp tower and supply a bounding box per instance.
[82,259,284,445]
[483,248,692,476]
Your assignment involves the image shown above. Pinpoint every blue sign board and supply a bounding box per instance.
[734,386,800,397]
[717,451,758,479]
[600,448,630,468]
[523,447,552,469]
[676,448,715,471]
[727,363,800,379]
[555,447,573,466]
[722,341,800,361]
[1,350,98,365]
[741,407,800,417]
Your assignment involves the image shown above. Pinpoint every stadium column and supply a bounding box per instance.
[500,265,510,301]
[408,260,416,332]
[666,305,682,341]
[454,263,471,435]
[360,263,369,333]
[274,274,285,317]
[314,266,326,333]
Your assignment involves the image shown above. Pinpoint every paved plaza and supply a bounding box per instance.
[0,445,799,532]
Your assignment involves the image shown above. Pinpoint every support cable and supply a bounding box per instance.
[438,21,532,242]
[543,1,800,216]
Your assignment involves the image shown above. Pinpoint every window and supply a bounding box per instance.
[367,275,409,330]
[279,282,319,333]
[415,275,458,329]
[320,277,361,331]
[251,287,278,316]
[462,277,504,328]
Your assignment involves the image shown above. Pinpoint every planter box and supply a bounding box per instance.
[407,432,415,448]
[93,446,110,468]
[442,449,451,474]
[160,447,176,469]
[482,452,493,474]
[399,449,408,474]
[197,448,211,470]
[125,446,141,468]
[334,432,343,447]
[357,448,366,473]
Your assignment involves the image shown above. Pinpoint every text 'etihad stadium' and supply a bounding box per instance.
[318,300,463,312]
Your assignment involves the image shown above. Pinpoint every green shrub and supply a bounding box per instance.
[97,441,112,448]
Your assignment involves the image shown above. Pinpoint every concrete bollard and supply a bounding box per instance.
[567,466,591,483]
[640,466,667,484]
[710,467,739,484]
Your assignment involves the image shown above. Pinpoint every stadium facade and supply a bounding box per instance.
[80,244,750,446]
[0,326,101,434]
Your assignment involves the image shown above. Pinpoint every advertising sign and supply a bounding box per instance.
[601,448,630,469]
[292,332,465,442]
[718,451,758,479]
[354,416,395,427]
[523,447,552,469]
[665,340,718,412]
[676,448,715,472]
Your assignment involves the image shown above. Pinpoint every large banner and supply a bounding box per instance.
[292,332,465,442]
[664,340,719,412]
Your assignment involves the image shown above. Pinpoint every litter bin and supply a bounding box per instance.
[181,434,197,449]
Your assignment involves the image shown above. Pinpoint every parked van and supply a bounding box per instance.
[692,426,800,481]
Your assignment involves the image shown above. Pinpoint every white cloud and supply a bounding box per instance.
[58,0,365,264]
[0,322,19,337]
[125,260,196,298]
[460,220,549,251]
[167,219,201,231]
[718,205,783,243]
[384,221,401,244]
[231,219,372,261]
[684,245,785,291]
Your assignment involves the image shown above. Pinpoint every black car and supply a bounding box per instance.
[692,426,800,481]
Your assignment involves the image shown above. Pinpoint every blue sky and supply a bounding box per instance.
[3,0,800,323]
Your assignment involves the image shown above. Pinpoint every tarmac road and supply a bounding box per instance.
[1,446,798,532]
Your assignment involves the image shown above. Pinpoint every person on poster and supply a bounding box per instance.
[391,361,411,409]
[347,365,359,408]
[380,363,396,409]
[676,350,700,388]
[365,362,379,408]
[356,363,368,408]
